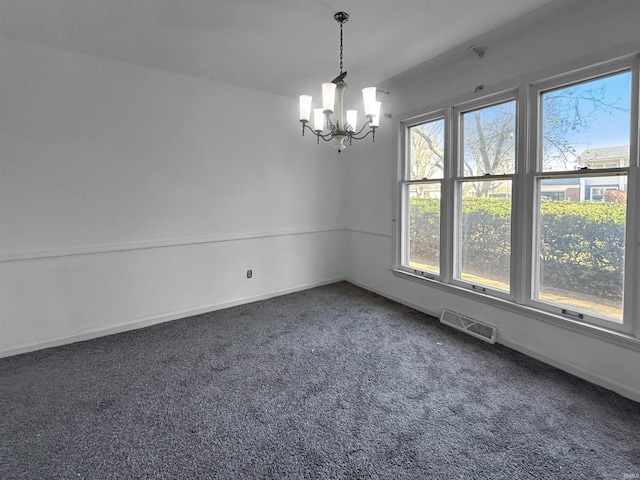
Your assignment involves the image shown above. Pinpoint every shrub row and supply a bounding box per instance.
[409,198,626,299]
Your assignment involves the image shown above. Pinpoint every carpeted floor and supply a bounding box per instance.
[1,281,639,479]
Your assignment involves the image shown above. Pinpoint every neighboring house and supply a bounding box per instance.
[540,177,580,201]
[578,145,629,169]
[578,146,628,201]
[541,146,628,201]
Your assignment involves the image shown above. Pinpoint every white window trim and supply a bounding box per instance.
[394,55,640,339]
[450,92,518,302]
[526,60,637,335]
[398,110,447,281]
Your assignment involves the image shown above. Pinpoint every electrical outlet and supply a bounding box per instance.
[247,269,252,279]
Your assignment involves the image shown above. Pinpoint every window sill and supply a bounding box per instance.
[391,268,640,352]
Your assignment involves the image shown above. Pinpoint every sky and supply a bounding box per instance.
[543,70,631,154]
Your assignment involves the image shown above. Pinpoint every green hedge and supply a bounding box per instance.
[409,198,441,269]
[409,198,626,299]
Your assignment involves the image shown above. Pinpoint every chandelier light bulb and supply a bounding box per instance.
[362,87,378,117]
[370,101,382,127]
[313,108,325,132]
[299,95,312,122]
[322,83,336,114]
[346,110,358,131]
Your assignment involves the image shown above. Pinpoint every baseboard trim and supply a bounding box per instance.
[346,278,442,318]
[498,338,640,403]
[346,278,640,404]
[0,277,345,359]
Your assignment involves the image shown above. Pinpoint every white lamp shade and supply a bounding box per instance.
[362,87,377,117]
[346,110,358,131]
[370,101,382,127]
[322,83,336,114]
[313,108,325,131]
[299,95,312,122]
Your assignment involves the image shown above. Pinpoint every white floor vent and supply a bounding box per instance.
[440,310,497,344]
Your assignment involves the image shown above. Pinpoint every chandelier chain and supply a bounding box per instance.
[339,21,344,74]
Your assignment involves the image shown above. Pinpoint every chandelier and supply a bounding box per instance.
[298,12,381,153]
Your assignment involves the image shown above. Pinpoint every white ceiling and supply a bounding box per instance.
[1,0,566,97]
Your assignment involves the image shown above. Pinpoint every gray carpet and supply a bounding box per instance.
[1,281,639,479]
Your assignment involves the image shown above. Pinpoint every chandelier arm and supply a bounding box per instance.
[306,125,340,142]
[318,134,339,142]
[351,120,372,136]
[319,130,341,141]
[347,120,377,140]
[301,122,313,137]
[303,120,376,142]
[302,122,330,141]
[348,128,375,141]
[301,123,333,141]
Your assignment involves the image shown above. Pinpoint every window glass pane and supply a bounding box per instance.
[535,175,627,322]
[458,180,512,291]
[541,71,631,172]
[406,183,441,274]
[461,101,516,176]
[408,119,444,180]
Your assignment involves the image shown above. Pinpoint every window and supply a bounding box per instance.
[397,60,637,334]
[403,117,445,276]
[531,69,632,325]
[455,100,516,294]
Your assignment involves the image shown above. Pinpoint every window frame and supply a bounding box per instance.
[394,56,639,337]
[399,110,449,281]
[526,61,638,334]
[450,93,519,301]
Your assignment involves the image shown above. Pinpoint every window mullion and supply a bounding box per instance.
[628,56,640,337]
[512,85,530,305]
[627,166,639,338]
[440,106,455,284]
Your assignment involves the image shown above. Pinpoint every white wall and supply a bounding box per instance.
[0,36,345,356]
[345,0,640,401]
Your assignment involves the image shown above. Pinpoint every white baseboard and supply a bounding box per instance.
[0,277,345,359]
[346,278,442,318]
[346,278,640,403]
[498,338,640,403]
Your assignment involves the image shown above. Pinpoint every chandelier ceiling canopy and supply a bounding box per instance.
[298,12,381,153]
